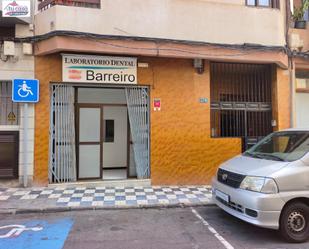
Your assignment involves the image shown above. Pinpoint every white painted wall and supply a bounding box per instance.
[0,44,34,79]
[35,0,286,46]
[0,24,35,186]
[295,93,309,128]
[19,104,35,178]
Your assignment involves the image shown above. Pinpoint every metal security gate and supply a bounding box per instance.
[125,87,150,179]
[210,62,273,150]
[0,81,19,125]
[49,84,76,183]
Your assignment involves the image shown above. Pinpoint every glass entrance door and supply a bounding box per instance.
[102,106,128,180]
[77,106,102,179]
[77,105,128,180]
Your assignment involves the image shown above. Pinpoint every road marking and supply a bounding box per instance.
[0,224,43,238]
[191,208,234,249]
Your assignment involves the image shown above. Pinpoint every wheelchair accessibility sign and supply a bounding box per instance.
[12,79,39,103]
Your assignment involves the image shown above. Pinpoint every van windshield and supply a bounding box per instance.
[244,131,309,162]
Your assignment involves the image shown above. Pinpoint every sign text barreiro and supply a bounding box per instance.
[62,54,137,84]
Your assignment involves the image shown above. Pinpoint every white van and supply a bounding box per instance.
[212,129,309,243]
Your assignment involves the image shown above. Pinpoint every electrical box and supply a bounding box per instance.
[23,43,33,55]
[3,41,15,56]
[138,62,149,68]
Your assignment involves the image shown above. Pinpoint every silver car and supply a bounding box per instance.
[212,129,309,243]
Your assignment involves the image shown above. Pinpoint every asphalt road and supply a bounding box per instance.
[1,206,309,249]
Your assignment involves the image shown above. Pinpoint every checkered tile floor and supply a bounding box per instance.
[0,186,212,208]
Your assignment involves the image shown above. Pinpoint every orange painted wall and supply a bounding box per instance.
[138,58,241,185]
[272,66,291,131]
[34,55,289,185]
[34,54,62,185]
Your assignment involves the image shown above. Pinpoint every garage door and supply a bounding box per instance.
[0,131,19,179]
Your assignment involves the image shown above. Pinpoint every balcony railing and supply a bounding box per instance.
[38,0,100,11]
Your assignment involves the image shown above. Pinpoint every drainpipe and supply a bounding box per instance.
[286,0,295,128]
[290,58,296,128]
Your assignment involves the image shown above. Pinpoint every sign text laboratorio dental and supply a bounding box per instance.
[62,54,137,84]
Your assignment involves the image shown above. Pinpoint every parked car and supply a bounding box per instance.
[212,129,309,243]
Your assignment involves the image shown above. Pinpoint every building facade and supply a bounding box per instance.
[1,0,297,186]
[0,3,35,186]
[28,0,292,186]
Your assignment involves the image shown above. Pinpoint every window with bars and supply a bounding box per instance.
[246,0,280,8]
[210,62,273,150]
[0,81,19,125]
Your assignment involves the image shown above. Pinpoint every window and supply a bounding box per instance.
[104,120,114,142]
[245,131,309,162]
[246,0,280,8]
[0,26,15,39]
[296,71,309,92]
[305,8,309,21]
[0,81,19,125]
[210,63,273,150]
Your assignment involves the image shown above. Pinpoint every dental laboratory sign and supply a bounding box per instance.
[62,54,137,84]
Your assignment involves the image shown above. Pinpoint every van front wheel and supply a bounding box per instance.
[279,202,309,243]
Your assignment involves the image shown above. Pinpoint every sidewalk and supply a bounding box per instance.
[0,185,214,214]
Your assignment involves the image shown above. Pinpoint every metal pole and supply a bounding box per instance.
[23,103,28,188]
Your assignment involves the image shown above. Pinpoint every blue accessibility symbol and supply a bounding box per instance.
[0,218,74,249]
[12,79,39,103]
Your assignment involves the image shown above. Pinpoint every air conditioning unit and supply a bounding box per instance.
[23,43,33,55]
[3,41,15,56]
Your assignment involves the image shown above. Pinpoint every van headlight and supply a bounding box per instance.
[239,176,278,194]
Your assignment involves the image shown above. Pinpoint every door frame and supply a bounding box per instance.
[76,103,129,180]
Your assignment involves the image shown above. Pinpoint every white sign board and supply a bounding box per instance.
[2,0,30,17]
[62,54,137,84]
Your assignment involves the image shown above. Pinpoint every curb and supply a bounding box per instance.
[0,202,216,215]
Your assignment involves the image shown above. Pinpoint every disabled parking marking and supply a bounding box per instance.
[0,224,43,238]
[191,208,234,249]
[0,218,74,249]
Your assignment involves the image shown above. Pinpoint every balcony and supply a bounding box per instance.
[291,25,309,52]
[35,0,287,48]
[32,0,291,69]
[38,0,100,11]
[290,0,309,52]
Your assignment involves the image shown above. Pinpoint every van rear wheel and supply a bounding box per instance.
[279,202,309,243]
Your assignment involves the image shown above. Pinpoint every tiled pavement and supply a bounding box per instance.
[0,186,213,214]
